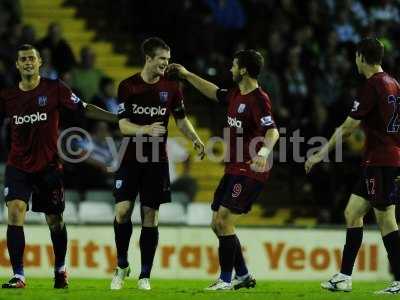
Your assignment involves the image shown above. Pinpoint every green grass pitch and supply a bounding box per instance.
[0,278,390,300]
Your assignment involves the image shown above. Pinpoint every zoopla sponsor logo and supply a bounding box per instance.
[132,104,167,116]
[227,116,242,128]
[13,112,47,125]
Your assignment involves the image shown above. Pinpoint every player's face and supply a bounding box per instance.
[231,58,243,83]
[16,49,42,77]
[146,48,170,76]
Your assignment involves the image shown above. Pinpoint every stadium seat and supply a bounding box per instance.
[64,189,82,204]
[25,211,46,224]
[158,202,186,224]
[79,201,114,224]
[63,201,79,224]
[85,190,114,203]
[186,203,212,225]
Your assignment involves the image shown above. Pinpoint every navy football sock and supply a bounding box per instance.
[218,235,236,283]
[114,219,133,268]
[139,227,159,279]
[50,224,67,271]
[7,225,25,277]
[340,227,363,276]
[233,235,248,277]
[383,230,400,281]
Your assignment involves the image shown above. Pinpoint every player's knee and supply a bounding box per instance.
[344,207,360,225]
[46,215,64,232]
[115,208,131,223]
[142,213,158,227]
[7,202,26,224]
[213,216,228,234]
[376,214,397,233]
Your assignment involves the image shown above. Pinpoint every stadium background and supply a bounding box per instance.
[0,0,399,281]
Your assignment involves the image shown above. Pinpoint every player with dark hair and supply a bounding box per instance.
[110,37,204,290]
[306,38,400,295]
[169,49,280,290]
[0,44,116,289]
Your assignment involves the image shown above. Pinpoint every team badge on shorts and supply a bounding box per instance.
[4,187,9,197]
[38,96,48,107]
[159,91,169,103]
[115,180,123,189]
[232,183,242,198]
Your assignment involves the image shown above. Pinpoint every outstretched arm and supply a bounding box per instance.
[168,64,219,101]
[305,116,360,174]
[176,117,205,159]
[83,102,118,123]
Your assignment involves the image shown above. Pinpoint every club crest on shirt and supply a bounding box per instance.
[115,180,123,189]
[237,103,246,113]
[159,91,169,103]
[38,96,48,107]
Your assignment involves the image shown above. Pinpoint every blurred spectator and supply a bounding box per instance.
[258,50,288,122]
[370,0,400,23]
[334,9,360,43]
[91,77,118,114]
[284,47,309,128]
[37,22,76,75]
[39,48,58,80]
[204,0,246,29]
[265,31,287,72]
[70,46,104,102]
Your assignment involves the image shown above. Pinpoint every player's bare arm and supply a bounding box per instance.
[305,116,360,174]
[250,128,280,173]
[119,118,166,136]
[168,64,219,101]
[83,102,118,123]
[175,117,205,160]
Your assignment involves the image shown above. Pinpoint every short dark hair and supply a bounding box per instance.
[141,37,170,58]
[16,44,39,59]
[356,38,384,65]
[233,49,264,78]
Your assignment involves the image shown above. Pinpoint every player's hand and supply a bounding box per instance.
[167,63,190,79]
[143,122,166,137]
[193,139,205,160]
[249,155,268,173]
[305,153,323,174]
